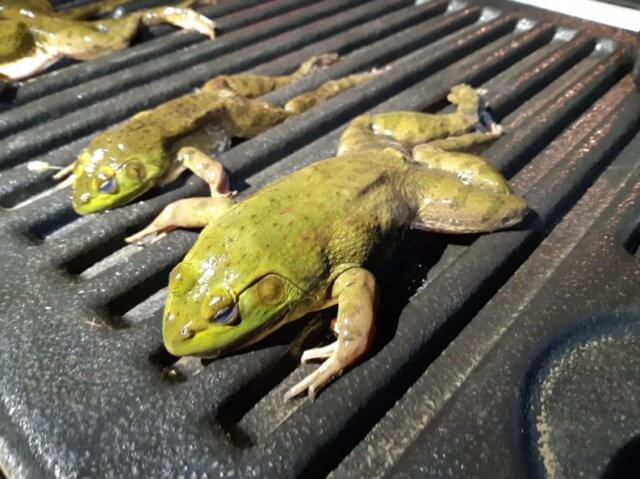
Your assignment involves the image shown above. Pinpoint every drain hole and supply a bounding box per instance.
[25,206,78,242]
[65,223,155,275]
[106,264,174,321]
[602,434,640,479]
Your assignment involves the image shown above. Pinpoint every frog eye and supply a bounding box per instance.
[210,304,240,325]
[98,176,118,194]
[169,262,196,296]
[125,160,146,180]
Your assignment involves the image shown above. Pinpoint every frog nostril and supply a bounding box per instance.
[179,324,195,339]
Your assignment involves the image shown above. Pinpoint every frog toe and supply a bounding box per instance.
[300,341,337,364]
[284,356,344,401]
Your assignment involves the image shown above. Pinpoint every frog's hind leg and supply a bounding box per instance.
[284,70,382,115]
[140,7,215,39]
[409,163,527,234]
[285,268,376,400]
[202,53,339,98]
[338,84,489,155]
[89,5,215,53]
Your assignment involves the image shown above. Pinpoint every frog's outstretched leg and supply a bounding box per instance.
[125,146,232,243]
[337,84,487,156]
[202,53,339,97]
[124,196,234,244]
[137,6,215,39]
[409,166,527,234]
[284,70,382,115]
[411,150,511,195]
[68,5,215,61]
[413,128,502,156]
[285,268,376,400]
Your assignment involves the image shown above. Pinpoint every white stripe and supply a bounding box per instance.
[510,0,640,32]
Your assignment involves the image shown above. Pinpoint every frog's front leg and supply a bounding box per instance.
[124,195,234,244]
[139,6,215,39]
[125,146,232,244]
[174,146,231,197]
[284,268,376,400]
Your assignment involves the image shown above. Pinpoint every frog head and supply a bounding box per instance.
[71,126,169,214]
[162,254,308,357]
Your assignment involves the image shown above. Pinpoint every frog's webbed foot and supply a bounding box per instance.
[141,6,215,39]
[285,268,376,401]
[124,195,235,244]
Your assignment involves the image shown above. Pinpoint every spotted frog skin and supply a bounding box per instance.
[41,54,377,215]
[0,0,215,81]
[128,84,527,400]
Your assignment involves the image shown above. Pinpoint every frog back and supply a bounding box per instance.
[196,152,413,297]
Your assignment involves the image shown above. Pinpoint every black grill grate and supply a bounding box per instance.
[0,1,638,477]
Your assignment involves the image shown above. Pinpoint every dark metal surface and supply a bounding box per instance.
[0,1,638,477]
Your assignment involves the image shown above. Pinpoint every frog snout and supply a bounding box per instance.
[502,194,528,227]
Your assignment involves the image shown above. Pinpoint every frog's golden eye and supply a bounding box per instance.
[169,262,196,296]
[125,160,146,180]
[256,275,286,305]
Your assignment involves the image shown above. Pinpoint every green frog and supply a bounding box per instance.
[0,0,215,81]
[127,84,527,399]
[40,53,378,215]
